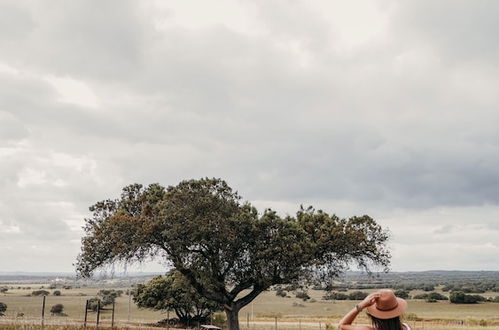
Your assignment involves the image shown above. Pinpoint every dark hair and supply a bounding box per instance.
[368,314,402,330]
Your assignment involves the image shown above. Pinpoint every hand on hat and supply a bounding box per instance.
[358,292,380,310]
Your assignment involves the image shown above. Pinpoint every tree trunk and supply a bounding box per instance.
[225,306,240,330]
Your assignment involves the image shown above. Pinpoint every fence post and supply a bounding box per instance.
[167,310,170,330]
[111,301,115,328]
[275,316,278,330]
[41,295,46,327]
[96,300,101,328]
[247,313,250,328]
[128,292,131,321]
[299,319,302,330]
[84,300,89,328]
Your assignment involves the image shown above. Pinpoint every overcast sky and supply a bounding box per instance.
[1,0,499,273]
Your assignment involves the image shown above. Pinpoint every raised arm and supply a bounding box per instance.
[338,292,380,330]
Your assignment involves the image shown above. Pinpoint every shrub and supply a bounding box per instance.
[295,291,311,301]
[394,290,410,299]
[0,287,8,294]
[87,298,102,312]
[323,292,348,300]
[97,289,122,306]
[31,290,50,296]
[50,304,65,315]
[0,302,7,316]
[427,292,448,300]
[348,291,369,300]
[53,290,61,296]
[450,291,485,304]
[276,289,287,297]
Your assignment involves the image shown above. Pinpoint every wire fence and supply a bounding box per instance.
[0,298,498,330]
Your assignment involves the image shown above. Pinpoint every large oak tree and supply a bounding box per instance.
[76,178,390,330]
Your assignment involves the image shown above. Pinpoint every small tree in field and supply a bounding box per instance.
[76,178,390,330]
[0,302,7,316]
[98,289,121,306]
[134,270,221,325]
[50,304,65,316]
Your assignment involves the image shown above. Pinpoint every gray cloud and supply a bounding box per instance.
[1,0,499,271]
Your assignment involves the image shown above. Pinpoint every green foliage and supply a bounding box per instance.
[348,291,369,300]
[295,291,310,301]
[86,298,103,312]
[31,290,50,296]
[413,292,447,301]
[0,287,8,293]
[134,270,221,324]
[76,178,390,330]
[322,292,348,300]
[275,289,287,297]
[449,291,486,304]
[97,289,122,306]
[53,290,61,296]
[50,304,64,315]
[394,289,410,299]
[0,302,6,315]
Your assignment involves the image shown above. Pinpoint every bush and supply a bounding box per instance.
[348,291,369,300]
[87,298,103,312]
[295,291,310,301]
[50,304,65,315]
[450,291,485,304]
[31,290,50,296]
[276,289,287,297]
[53,290,61,296]
[0,302,7,316]
[323,292,348,300]
[394,290,410,299]
[427,292,448,301]
[0,287,8,294]
[97,289,122,306]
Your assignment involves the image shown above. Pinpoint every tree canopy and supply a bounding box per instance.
[76,178,390,330]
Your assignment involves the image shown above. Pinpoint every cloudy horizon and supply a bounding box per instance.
[1,0,499,273]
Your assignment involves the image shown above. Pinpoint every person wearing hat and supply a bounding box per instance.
[338,289,410,330]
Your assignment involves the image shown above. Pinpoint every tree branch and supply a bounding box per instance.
[234,286,264,309]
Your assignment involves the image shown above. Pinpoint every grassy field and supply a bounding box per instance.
[2,286,499,329]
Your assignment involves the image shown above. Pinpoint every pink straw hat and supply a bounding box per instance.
[366,289,408,319]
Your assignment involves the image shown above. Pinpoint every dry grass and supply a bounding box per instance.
[2,286,499,329]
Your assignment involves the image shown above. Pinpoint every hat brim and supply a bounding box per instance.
[366,297,408,319]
